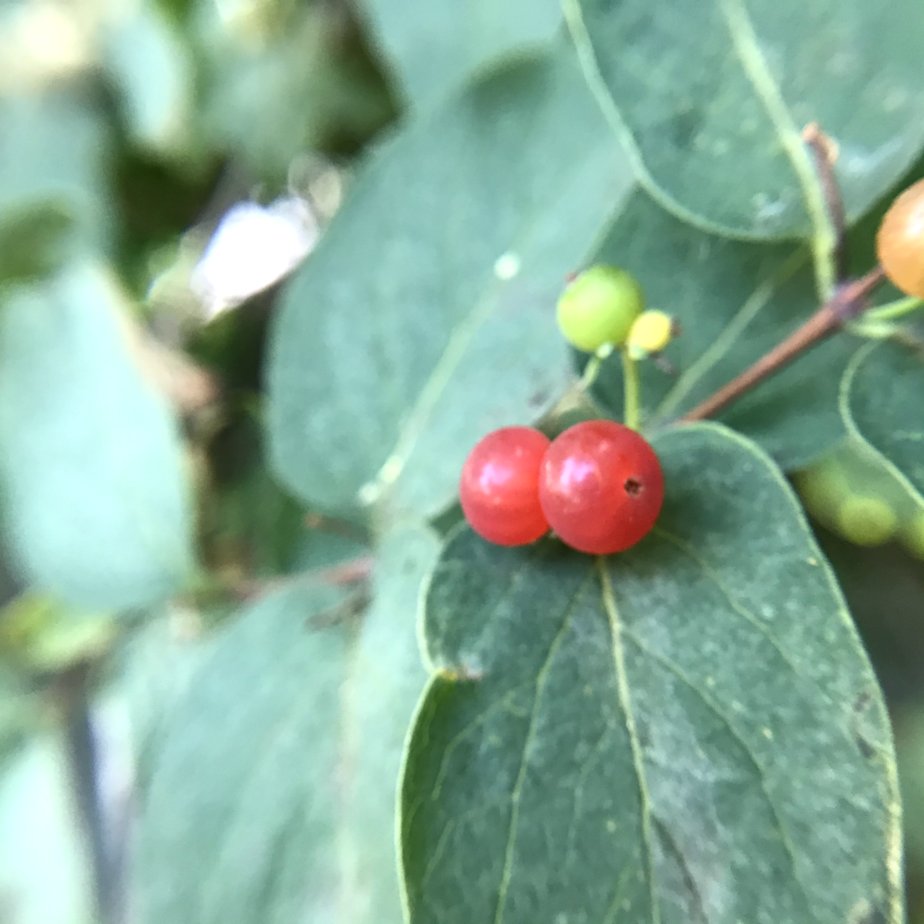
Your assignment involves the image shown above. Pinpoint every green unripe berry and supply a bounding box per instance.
[556,265,644,353]
[836,495,898,547]
[795,458,850,519]
[627,309,675,359]
[901,510,924,559]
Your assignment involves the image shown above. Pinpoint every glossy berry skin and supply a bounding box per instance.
[877,178,924,298]
[460,427,550,546]
[539,420,663,555]
[556,265,645,353]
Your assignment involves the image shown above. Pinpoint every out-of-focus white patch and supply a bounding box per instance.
[0,1,91,90]
[191,196,319,320]
[493,252,520,280]
[213,0,259,25]
[357,481,382,506]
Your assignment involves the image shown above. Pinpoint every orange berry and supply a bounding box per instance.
[877,178,924,298]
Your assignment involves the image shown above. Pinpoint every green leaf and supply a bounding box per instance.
[567,0,924,239]
[401,423,901,924]
[0,667,42,766]
[195,3,393,179]
[0,592,115,672]
[101,4,193,155]
[0,89,111,252]
[135,581,351,924]
[0,263,194,610]
[341,525,438,922]
[841,339,924,508]
[896,708,924,873]
[135,524,437,924]
[268,44,633,519]
[359,0,561,110]
[589,190,855,469]
[0,205,74,285]
[0,735,95,924]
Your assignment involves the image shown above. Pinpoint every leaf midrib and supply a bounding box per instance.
[597,557,660,924]
[716,0,834,297]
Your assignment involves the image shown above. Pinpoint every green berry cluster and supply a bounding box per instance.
[796,442,924,554]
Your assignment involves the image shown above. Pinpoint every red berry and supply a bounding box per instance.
[539,420,664,555]
[460,427,551,546]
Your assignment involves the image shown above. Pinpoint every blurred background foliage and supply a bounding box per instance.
[0,1,921,922]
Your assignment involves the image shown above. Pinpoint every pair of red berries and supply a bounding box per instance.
[459,420,664,555]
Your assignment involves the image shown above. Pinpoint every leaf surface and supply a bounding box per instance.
[135,525,437,924]
[135,581,350,924]
[841,338,924,507]
[568,0,924,239]
[400,424,901,924]
[267,44,632,519]
[0,89,111,251]
[359,0,561,110]
[0,263,194,610]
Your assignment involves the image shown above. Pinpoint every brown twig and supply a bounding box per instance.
[53,662,123,924]
[681,266,885,422]
[123,315,221,414]
[802,122,848,283]
[187,555,375,614]
[680,122,874,424]
[230,555,375,601]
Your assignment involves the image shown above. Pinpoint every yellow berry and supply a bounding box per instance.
[627,309,674,358]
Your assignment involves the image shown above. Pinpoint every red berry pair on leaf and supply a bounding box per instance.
[459,421,664,555]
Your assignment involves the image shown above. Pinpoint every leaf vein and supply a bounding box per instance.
[650,816,708,924]
[602,862,639,924]
[429,681,534,801]
[492,570,594,924]
[621,628,816,919]
[597,558,661,924]
[564,723,614,865]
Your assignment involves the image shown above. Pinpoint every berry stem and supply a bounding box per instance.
[681,266,885,423]
[621,349,641,430]
[864,294,924,322]
[578,353,604,390]
[802,123,848,287]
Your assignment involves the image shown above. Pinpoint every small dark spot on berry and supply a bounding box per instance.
[624,478,642,496]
